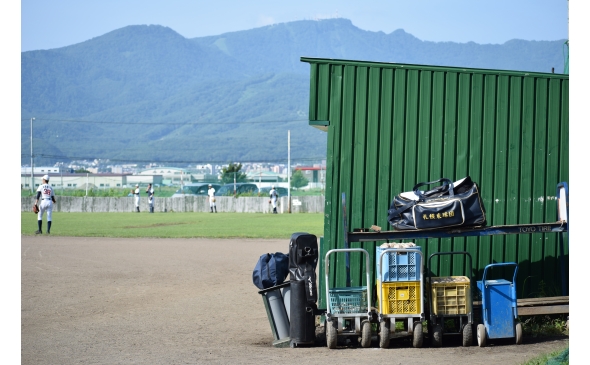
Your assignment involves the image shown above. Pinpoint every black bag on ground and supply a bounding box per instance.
[252,252,289,290]
[288,233,318,347]
[288,233,318,304]
[387,176,486,231]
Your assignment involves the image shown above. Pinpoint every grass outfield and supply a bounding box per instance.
[21,212,324,239]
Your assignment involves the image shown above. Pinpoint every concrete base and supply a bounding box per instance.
[272,337,292,348]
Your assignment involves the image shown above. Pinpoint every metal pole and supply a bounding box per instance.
[288,130,291,213]
[86,173,89,196]
[30,117,35,193]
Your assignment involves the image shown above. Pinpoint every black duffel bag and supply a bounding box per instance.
[387,177,486,231]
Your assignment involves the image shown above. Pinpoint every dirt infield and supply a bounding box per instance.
[21,236,568,364]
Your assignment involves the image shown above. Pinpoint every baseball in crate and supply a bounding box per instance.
[387,176,486,231]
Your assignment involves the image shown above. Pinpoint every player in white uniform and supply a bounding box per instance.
[35,174,56,234]
[208,184,217,213]
[269,185,279,214]
[134,184,140,212]
[146,183,155,213]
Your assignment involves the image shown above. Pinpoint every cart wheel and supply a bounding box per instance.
[360,320,372,348]
[477,324,487,347]
[462,324,473,347]
[326,319,338,349]
[413,322,424,348]
[515,322,523,345]
[379,320,390,349]
[431,324,443,348]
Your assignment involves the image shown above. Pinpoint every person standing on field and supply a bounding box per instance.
[269,185,279,214]
[146,183,154,213]
[208,184,217,213]
[35,174,56,234]
[133,184,140,212]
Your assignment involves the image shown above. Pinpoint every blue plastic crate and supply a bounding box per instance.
[376,246,422,282]
[328,286,368,314]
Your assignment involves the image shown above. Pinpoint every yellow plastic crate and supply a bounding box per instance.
[377,280,422,315]
[429,276,472,315]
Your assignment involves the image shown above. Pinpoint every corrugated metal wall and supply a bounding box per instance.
[302,58,569,308]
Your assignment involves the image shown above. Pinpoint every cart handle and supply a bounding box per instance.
[427,251,473,319]
[378,248,424,314]
[481,262,518,287]
[325,248,371,318]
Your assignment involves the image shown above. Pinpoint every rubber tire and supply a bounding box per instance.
[413,322,424,348]
[515,322,523,345]
[477,324,487,347]
[462,324,473,347]
[326,320,338,349]
[431,324,443,348]
[360,320,372,348]
[379,321,390,349]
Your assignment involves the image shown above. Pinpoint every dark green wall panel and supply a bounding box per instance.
[302,57,569,301]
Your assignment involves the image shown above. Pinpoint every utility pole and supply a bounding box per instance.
[288,130,291,213]
[30,117,35,193]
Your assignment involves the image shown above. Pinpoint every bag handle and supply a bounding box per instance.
[413,178,454,201]
[387,178,454,222]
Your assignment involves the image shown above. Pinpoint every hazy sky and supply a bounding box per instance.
[21,0,570,52]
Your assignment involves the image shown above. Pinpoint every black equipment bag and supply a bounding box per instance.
[288,232,318,304]
[289,279,316,345]
[387,176,486,231]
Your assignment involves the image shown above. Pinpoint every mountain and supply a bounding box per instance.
[21,19,568,166]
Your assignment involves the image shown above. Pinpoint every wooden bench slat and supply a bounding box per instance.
[517,305,569,316]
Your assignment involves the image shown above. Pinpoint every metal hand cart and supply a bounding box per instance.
[427,251,474,347]
[476,262,523,346]
[324,248,373,349]
[376,247,425,348]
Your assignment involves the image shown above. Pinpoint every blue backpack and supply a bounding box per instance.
[252,252,289,290]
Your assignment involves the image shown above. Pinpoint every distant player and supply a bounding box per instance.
[269,185,279,214]
[35,174,56,234]
[146,183,154,213]
[208,184,217,213]
[134,184,140,212]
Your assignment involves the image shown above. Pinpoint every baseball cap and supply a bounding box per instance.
[135,184,139,187]
[208,184,212,186]
[42,174,49,181]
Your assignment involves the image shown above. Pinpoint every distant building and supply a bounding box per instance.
[21,166,60,174]
[21,173,162,190]
[246,170,281,183]
[137,167,191,185]
[293,166,326,189]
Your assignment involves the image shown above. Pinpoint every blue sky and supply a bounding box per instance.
[21,0,570,52]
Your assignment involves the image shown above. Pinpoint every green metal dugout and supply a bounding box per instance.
[300,57,569,309]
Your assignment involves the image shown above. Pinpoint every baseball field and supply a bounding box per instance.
[20,212,569,364]
[20,212,325,238]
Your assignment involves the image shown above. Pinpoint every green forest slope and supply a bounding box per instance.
[21,19,568,166]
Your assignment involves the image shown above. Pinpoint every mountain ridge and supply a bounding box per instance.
[21,18,568,166]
